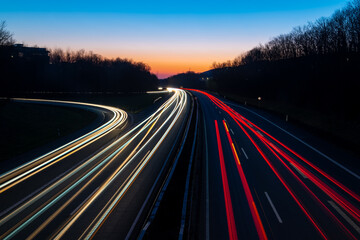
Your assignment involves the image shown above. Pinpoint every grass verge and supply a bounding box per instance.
[0,92,170,162]
[16,92,171,113]
[222,92,360,157]
[0,100,98,161]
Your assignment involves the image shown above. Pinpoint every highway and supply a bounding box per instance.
[187,89,360,240]
[0,89,191,239]
[0,88,359,240]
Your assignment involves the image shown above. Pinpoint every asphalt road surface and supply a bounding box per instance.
[188,89,360,240]
[0,88,359,240]
[0,89,190,239]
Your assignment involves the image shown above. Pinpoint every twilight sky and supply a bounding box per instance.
[0,0,349,78]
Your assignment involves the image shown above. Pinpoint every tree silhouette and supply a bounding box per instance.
[0,21,14,46]
[212,0,360,67]
[209,0,360,123]
[1,45,158,96]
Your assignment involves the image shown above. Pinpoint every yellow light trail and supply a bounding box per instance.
[0,99,127,193]
[0,89,189,240]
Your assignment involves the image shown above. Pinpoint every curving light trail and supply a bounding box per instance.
[0,99,128,193]
[0,89,189,240]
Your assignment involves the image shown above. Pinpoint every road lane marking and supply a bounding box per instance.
[4,90,185,240]
[153,97,162,103]
[215,120,238,240]
[133,91,190,240]
[84,90,189,240]
[125,102,189,240]
[219,109,328,239]
[264,192,283,223]
[241,148,249,159]
[290,163,308,179]
[192,91,357,238]
[226,102,360,180]
[328,200,360,234]
[142,222,150,231]
[0,92,168,239]
[230,128,235,135]
[222,120,267,240]
[219,111,222,114]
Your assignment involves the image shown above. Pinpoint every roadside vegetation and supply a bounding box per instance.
[208,0,360,153]
[0,20,158,96]
[0,20,165,161]
[0,91,170,162]
[0,100,98,161]
[160,0,360,154]
[23,91,171,113]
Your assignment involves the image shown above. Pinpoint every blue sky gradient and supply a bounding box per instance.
[0,0,350,78]
[1,0,348,14]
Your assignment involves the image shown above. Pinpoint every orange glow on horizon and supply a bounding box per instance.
[148,61,211,78]
[98,50,237,79]
[104,55,213,78]
[107,56,213,78]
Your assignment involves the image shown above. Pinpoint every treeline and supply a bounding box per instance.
[207,0,360,152]
[45,49,158,92]
[162,71,207,89]
[214,0,360,68]
[0,22,158,96]
[210,0,360,121]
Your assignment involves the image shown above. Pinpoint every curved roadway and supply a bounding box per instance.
[1,89,359,240]
[0,89,190,240]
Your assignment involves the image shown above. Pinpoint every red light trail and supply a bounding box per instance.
[222,120,268,240]
[187,89,359,239]
[215,120,238,240]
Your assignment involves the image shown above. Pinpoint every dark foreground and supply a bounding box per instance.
[0,89,358,239]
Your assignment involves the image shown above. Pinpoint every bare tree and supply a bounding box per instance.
[49,48,65,64]
[212,0,360,68]
[0,21,14,46]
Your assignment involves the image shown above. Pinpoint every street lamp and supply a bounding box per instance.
[257,96,261,108]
